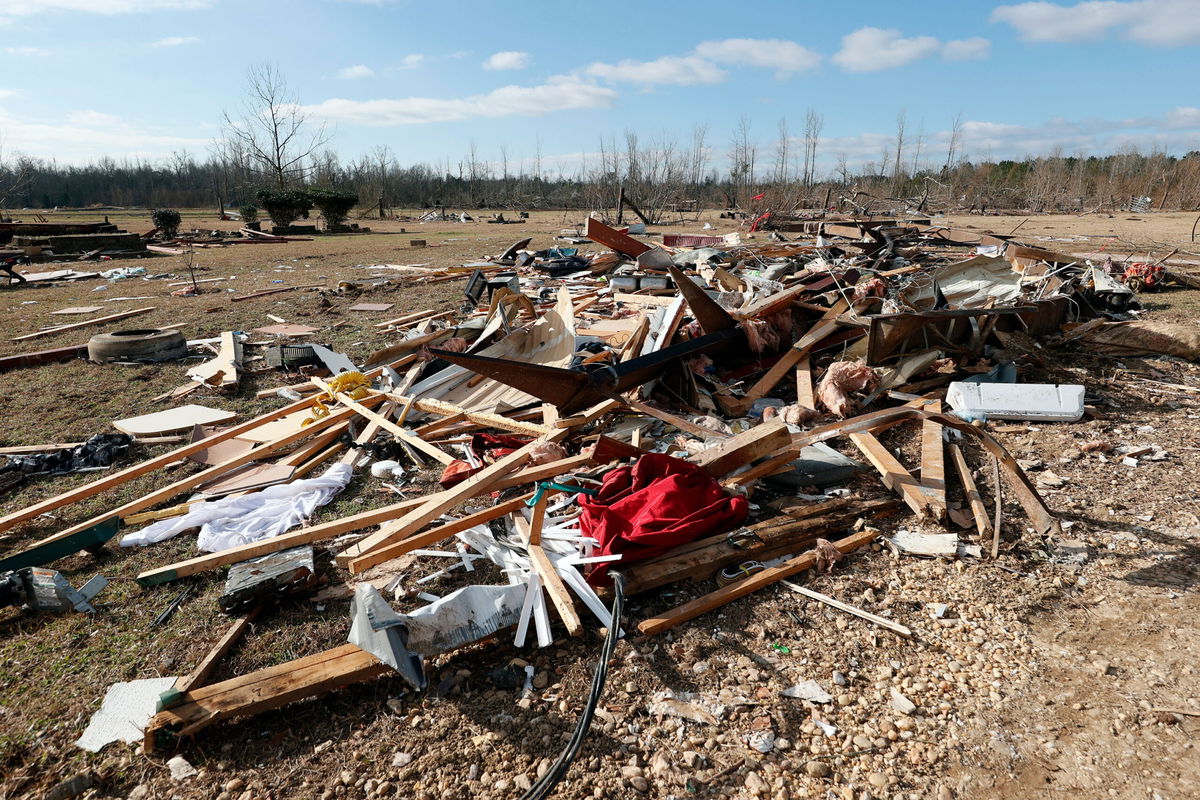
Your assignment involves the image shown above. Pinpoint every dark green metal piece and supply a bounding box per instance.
[0,516,120,573]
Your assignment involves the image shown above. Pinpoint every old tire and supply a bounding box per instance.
[88,328,188,363]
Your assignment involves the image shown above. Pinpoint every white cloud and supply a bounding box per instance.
[399,53,424,69]
[1162,106,1200,129]
[585,55,726,86]
[992,0,1200,46]
[4,46,50,56]
[336,64,374,79]
[152,35,198,47]
[300,76,616,126]
[831,27,941,72]
[482,50,530,71]
[0,88,18,99]
[942,36,991,61]
[694,38,821,77]
[0,106,208,162]
[0,0,212,16]
[66,110,122,127]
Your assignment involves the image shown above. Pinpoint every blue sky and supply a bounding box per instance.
[0,0,1197,176]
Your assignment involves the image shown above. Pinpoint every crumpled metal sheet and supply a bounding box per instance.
[76,676,177,752]
[899,255,1024,310]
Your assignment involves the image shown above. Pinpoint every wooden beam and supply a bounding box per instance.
[230,284,322,303]
[795,356,815,410]
[175,608,260,694]
[622,397,722,439]
[949,443,990,537]
[849,430,941,519]
[146,644,388,752]
[12,306,156,342]
[528,542,583,636]
[637,527,880,636]
[555,398,621,429]
[692,419,790,478]
[394,395,553,437]
[918,400,946,518]
[338,429,572,573]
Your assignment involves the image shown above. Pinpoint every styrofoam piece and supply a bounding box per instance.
[946,381,1084,422]
[76,677,178,751]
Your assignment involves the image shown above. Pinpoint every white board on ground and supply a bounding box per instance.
[112,404,238,437]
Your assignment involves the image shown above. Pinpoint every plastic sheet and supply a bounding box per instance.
[120,463,353,551]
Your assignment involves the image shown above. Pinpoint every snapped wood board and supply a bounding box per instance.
[348,302,394,313]
[112,405,238,437]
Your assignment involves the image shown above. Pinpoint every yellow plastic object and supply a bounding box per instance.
[301,398,330,427]
[327,371,371,401]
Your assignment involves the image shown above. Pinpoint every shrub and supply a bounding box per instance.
[254,188,313,229]
[309,189,359,229]
[151,208,182,239]
[239,204,258,224]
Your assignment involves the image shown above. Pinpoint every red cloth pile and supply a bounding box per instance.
[578,453,749,584]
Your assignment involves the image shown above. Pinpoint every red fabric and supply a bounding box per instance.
[578,453,749,584]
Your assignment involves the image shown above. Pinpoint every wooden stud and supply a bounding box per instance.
[175,607,261,694]
[692,419,790,478]
[795,355,815,410]
[949,443,990,537]
[312,382,454,466]
[734,298,849,412]
[849,430,941,519]
[527,542,583,636]
[918,400,946,518]
[637,527,880,636]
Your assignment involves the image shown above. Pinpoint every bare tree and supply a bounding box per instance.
[943,112,963,173]
[773,117,790,186]
[802,107,823,187]
[892,109,907,191]
[222,64,329,187]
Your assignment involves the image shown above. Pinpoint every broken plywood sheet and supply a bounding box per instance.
[237,409,312,443]
[254,323,319,337]
[186,425,257,467]
[348,302,394,312]
[198,462,295,497]
[113,405,238,437]
[51,306,104,315]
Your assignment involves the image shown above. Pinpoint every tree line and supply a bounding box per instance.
[0,66,1195,221]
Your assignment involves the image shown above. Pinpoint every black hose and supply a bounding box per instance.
[517,572,626,800]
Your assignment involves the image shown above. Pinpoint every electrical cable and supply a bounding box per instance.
[516,571,626,800]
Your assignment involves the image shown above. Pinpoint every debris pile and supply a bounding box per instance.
[2,211,1197,796]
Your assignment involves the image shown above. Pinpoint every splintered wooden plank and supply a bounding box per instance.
[637,527,880,636]
[12,306,156,342]
[188,330,241,390]
[348,302,394,313]
[146,644,388,751]
[623,397,721,439]
[395,395,553,437]
[849,430,941,519]
[692,419,790,478]
[949,443,990,537]
[175,608,260,694]
[338,429,572,573]
[918,400,946,518]
[51,306,103,315]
